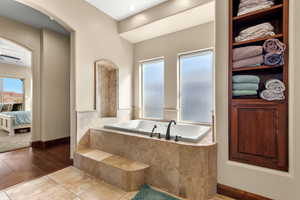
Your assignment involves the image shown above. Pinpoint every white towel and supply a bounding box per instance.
[235,23,275,42]
[238,0,274,16]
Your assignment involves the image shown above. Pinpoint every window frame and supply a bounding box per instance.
[139,57,165,120]
[177,48,214,125]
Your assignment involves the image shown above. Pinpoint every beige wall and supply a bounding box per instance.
[215,0,299,199]
[134,22,214,120]
[41,29,70,141]
[15,0,134,154]
[0,16,41,141]
[0,16,71,142]
[0,63,32,111]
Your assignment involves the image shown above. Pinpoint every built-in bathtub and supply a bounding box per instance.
[77,119,217,200]
[104,120,211,143]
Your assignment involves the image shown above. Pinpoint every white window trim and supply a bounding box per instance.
[139,57,165,120]
[177,48,215,125]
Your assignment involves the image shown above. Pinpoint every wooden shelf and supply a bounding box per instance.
[233,4,283,22]
[232,98,286,105]
[232,65,283,72]
[233,34,283,46]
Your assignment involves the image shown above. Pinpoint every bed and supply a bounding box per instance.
[0,111,31,136]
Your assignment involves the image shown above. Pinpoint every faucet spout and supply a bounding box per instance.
[166,120,176,140]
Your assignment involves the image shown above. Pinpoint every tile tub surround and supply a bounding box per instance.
[0,167,233,200]
[76,128,217,200]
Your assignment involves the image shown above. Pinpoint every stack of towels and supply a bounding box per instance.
[232,75,260,97]
[233,46,263,69]
[238,0,274,16]
[233,39,286,68]
[235,22,275,43]
[260,79,285,101]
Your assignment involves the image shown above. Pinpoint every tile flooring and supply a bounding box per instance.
[0,166,234,200]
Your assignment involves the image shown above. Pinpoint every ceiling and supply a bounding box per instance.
[120,1,215,43]
[85,0,168,20]
[0,0,69,35]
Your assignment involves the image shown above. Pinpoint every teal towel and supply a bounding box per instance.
[233,83,259,90]
[132,185,179,200]
[233,90,258,96]
[233,75,260,83]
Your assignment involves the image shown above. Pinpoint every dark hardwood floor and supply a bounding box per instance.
[0,143,72,190]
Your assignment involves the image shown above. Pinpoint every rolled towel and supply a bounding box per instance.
[260,90,285,101]
[233,83,259,90]
[233,90,258,96]
[264,52,284,66]
[235,23,275,42]
[265,79,285,93]
[233,46,263,61]
[233,55,264,68]
[263,39,286,54]
[233,75,260,83]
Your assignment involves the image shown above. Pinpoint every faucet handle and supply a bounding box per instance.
[175,135,182,142]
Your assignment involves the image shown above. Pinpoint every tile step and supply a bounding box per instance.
[74,148,150,191]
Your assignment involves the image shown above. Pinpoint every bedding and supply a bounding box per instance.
[0,111,31,126]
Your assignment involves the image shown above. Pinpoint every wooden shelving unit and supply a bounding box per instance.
[228,0,289,171]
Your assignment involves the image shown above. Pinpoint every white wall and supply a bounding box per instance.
[215,0,299,199]
[134,22,214,120]
[0,63,32,110]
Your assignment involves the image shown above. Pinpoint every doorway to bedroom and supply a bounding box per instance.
[0,38,33,153]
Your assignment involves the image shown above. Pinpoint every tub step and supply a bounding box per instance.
[74,148,150,191]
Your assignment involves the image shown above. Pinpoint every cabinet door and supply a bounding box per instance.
[230,102,288,171]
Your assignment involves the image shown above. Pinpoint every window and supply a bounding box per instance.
[0,78,24,104]
[179,50,213,123]
[141,59,164,119]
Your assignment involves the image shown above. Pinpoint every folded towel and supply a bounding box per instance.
[238,1,274,16]
[263,39,286,54]
[233,55,264,68]
[233,75,260,83]
[233,90,258,96]
[233,46,263,61]
[264,52,284,65]
[235,23,275,42]
[260,90,285,101]
[233,83,259,90]
[265,79,285,93]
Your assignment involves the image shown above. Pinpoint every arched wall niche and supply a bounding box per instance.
[94,59,119,118]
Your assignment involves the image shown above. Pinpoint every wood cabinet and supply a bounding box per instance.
[230,100,288,171]
[228,0,289,171]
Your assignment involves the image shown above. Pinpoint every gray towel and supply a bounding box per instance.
[233,83,259,90]
[264,53,284,66]
[233,46,263,61]
[233,55,264,68]
[233,90,258,96]
[233,75,260,83]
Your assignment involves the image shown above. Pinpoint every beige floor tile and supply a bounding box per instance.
[49,166,98,195]
[210,194,235,200]
[5,176,76,200]
[0,192,9,200]
[78,180,126,200]
[119,191,138,200]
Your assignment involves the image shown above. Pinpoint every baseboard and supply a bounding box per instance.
[32,137,70,149]
[217,184,273,200]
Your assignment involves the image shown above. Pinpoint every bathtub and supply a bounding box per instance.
[103,120,211,143]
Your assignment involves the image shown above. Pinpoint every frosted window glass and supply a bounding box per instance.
[180,51,213,123]
[142,59,164,119]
